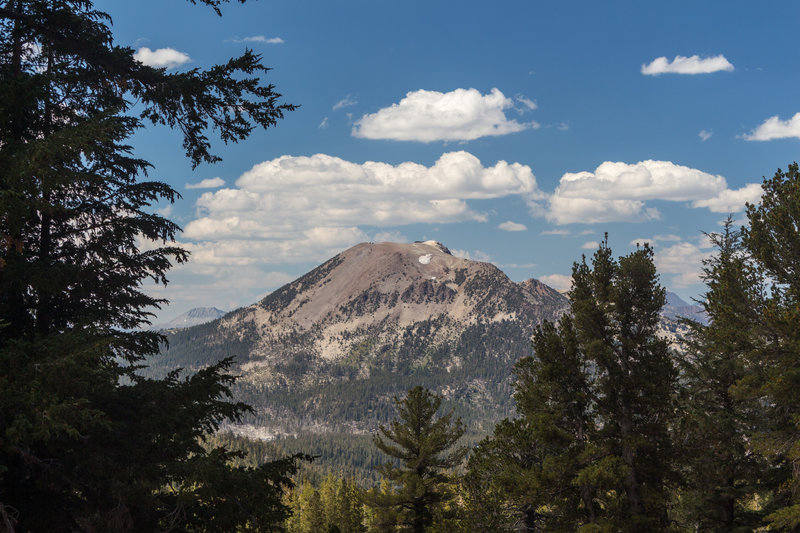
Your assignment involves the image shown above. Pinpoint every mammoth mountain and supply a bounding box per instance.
[154,240,570,437]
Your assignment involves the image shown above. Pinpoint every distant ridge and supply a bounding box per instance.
[152,307,227,330]
[663,291,708,325]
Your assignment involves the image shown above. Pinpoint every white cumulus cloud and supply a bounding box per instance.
[641,54,733,75]
[540,274,572,292]
[498,221,527,232]
[186,177,226,189]
[692,183,762,212]
[699,129,712,141]
[743,112,800,141]
[352,88,535,142]
[451,249,492,262]
[654,240,713,288]
[134,47,191,69]
[182,151,543,264]
[182,228,371,266]
[539,160,759,224]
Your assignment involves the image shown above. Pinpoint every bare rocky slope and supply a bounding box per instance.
[154,241,569,438]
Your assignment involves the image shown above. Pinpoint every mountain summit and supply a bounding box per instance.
[157,241,568,437]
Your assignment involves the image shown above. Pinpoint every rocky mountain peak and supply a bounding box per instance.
[219,241,565,361]
[159,241,569,436]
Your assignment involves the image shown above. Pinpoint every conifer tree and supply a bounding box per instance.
[571,237,675,530]
[465,316,594,532]
[467,237,676,531]
[366,386,466,533]
[740,163,800,529]
[321,473,342,528]
[365,479,400,533]
[0,0,300,530]
[675,219,768,530]
[337,477,367,533]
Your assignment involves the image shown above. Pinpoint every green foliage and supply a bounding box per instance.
[571,237,675,531]
[674,219,768,530]
[366,387,466,533]
[740,162,800,528]
[0,0,301,530]
[285,476,367,533]
[467,237,676,531]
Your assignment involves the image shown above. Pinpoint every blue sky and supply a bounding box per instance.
[96,0,800,321]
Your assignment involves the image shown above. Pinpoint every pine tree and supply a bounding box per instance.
[365,479,400,533]
[467,237,676,532]
[0,0,300,530]
[463,418,545,532]
[321,473,342,528]
[464,316,594,532]
[337,477,367,533]
[675,219,768,530]
[571,237,676,531]
[366,386,466,533]
[740,163,800,529]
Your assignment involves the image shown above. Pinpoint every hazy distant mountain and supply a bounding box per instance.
[153,241,569,438]
[152,307,227,330]
[663,291,708,326]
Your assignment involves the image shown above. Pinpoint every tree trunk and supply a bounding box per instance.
[619,413,644,517]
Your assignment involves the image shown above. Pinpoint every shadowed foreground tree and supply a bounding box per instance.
[0,0,302,530]
[366,387,466,533]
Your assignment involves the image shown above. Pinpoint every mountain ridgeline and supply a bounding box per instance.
[155,241,569,441]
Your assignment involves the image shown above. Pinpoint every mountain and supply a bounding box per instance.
[151,307,227,330]
[663,291,708,325]
[153,241,569,440]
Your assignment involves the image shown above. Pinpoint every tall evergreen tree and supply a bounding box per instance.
[740,163,800,530]
[571,237,676,531]
[366,386,466,533]
[463,419,543,532]
[465,315,594,532]
[675,219,768,531]
[467,237,676,532]
[0,0,301,530]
